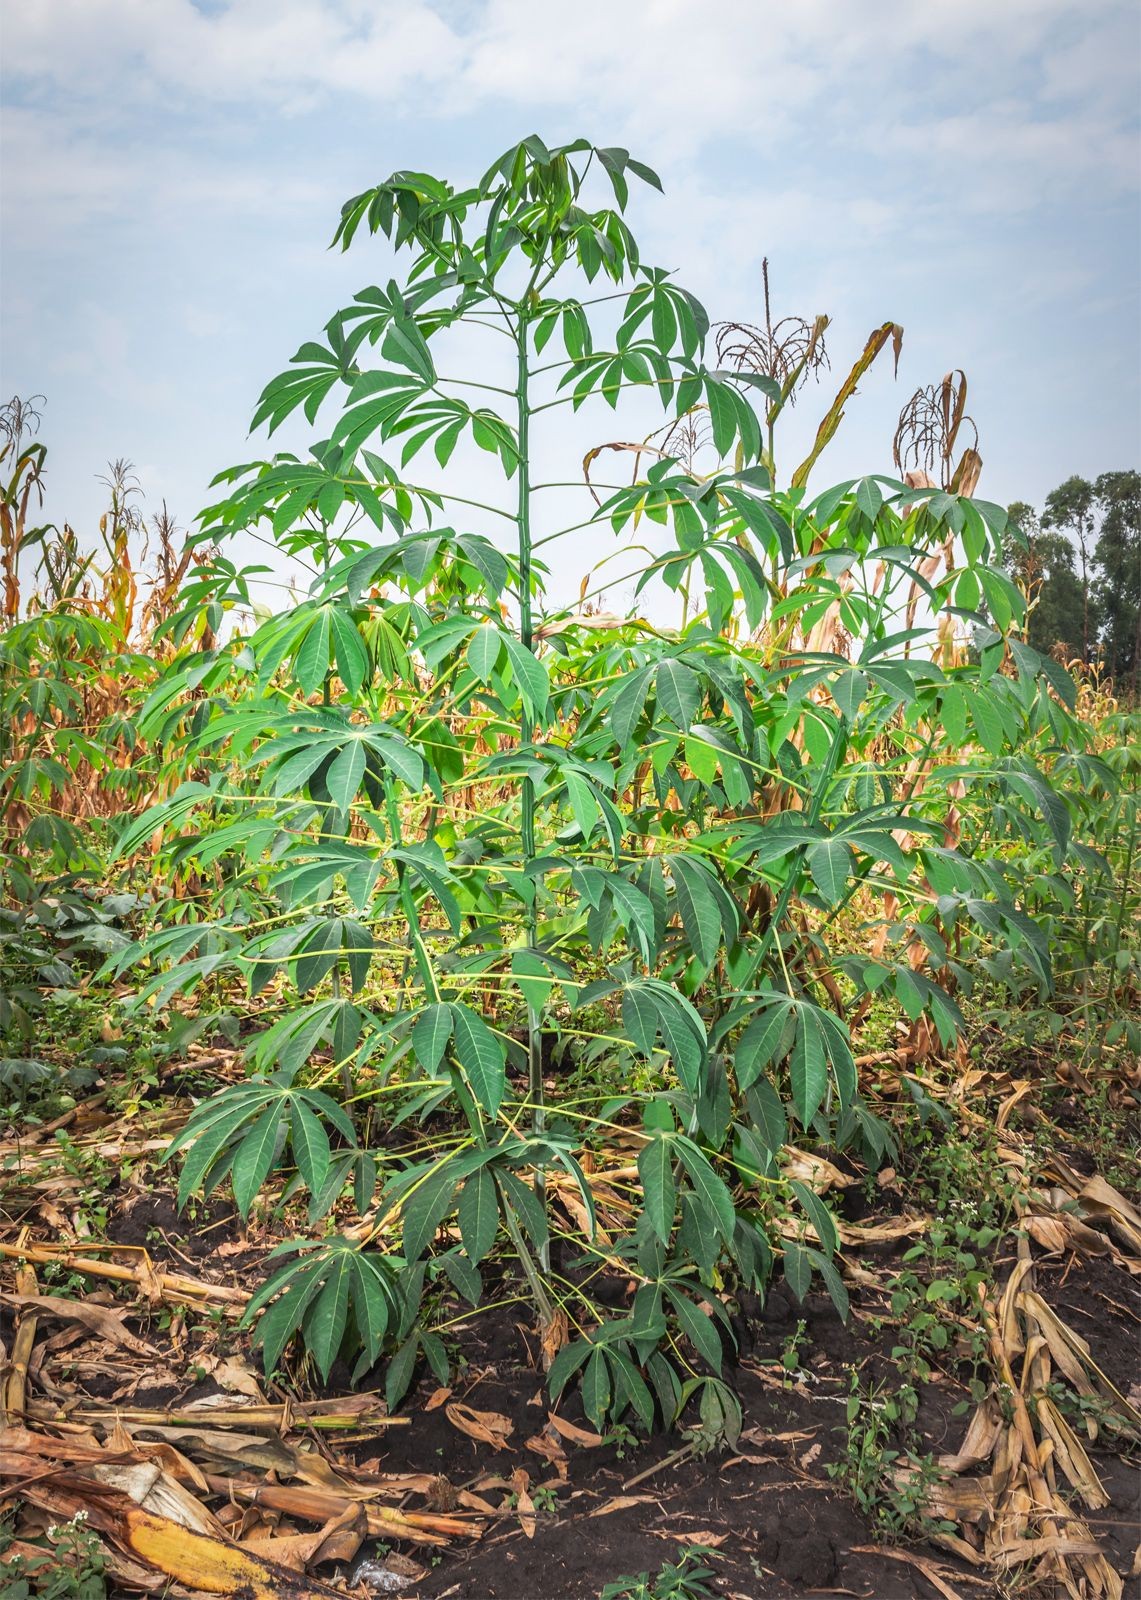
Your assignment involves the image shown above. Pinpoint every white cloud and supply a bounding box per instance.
[1,0,1136,546]
[4,0,462,108]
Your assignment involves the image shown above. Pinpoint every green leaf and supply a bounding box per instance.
[675,1137,735,1243]
[501,633,550,722]
[495,1169,549,1256]
[351,1259,394,1366]
[330,609,370,694]
[609,665,652,750]
[808,1249,849,1322]
[412,1003,454,1072]
[783,1241,811,1303]
[451,1003,505,1116]
[655,659,701,729]
[582,1347,612,1430]
[252,1265,326,1374]
[736,998,795,1092]
[637,1135,675,1244]
[325,739,366,815]
[806,837,853,906]
[294,610,331,696]
[667,1287,723,1371]
[623,985,659,1058]
[402,1163,460,1262]
[547,1336,591,1401]
[789,1011,829,1128]
[382,319,435,385]
[458,1166,499,1264]
[669,855,730,968]
[467,625,503,683]
[307,1252,352,1380]
[789,1179,840,1258]
[230,1105,284,1218]
[290,1097,332,1202]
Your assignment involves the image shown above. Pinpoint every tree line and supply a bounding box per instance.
[1005,470,1140,696]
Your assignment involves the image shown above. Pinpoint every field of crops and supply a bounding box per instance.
[1,139,1138,1600]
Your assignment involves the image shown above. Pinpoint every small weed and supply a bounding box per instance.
[828,1371,955,1542]
[0,1511,107,1600]
[604,1422,640,1460]
[780,1317,808,1378]
[599,1545,718,1600]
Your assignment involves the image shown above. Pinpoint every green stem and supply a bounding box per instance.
[514,300,549,1271]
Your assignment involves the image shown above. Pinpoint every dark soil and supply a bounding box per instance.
[106,1189,243,1265]
[9,1148,1140,1600]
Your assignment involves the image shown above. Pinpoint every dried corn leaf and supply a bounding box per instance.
[445,1401,515,1451]
[1035,1396,1109,1509]
[1,1292,159,1356]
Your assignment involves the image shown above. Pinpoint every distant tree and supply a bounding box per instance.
[1092,469,1141,696]
[1005,500,1086,660]
[1042,476,1099,663]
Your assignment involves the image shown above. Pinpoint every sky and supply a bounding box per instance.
[2,0,1140,614]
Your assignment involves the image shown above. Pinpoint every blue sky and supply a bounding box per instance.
[3,0,1139,611]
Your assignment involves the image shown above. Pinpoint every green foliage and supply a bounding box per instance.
[1009,470,1139,690]
[599,1546,718,1600]
[829,1372,956,1543]
[0,1512,108,1600]
[62,131,1111,1434]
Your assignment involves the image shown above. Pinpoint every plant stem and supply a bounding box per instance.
[514,304,549,1270]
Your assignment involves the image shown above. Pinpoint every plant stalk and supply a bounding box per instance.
[515,304,549,1270]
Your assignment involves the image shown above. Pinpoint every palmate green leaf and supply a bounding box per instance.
[458,1166,499,1264]
[450,1003,506,1116]
[655,659,701,730]
[666,1285,724,1372]
[307,1251,353,1380]
[675,1136,735,1243]
[783,1240,812,1304]
[582,1347,612,1431]
[501,632,550,723]
[789,1179,840,1259]
[735,997,796,1093]
[176,1092,269,1209]
[412,1002,453,1071]
[789,1010,829,1129]
[637,1135,675,1244]
[231,1105,286,1218]
[290,1096,332,1202]
[250,1264,327,1374]
[806,837,853,906]
[166,1081,270,1165]
[402,1163,461,1262]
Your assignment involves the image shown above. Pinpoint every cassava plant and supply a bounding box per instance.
[108,136,1089,1430]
